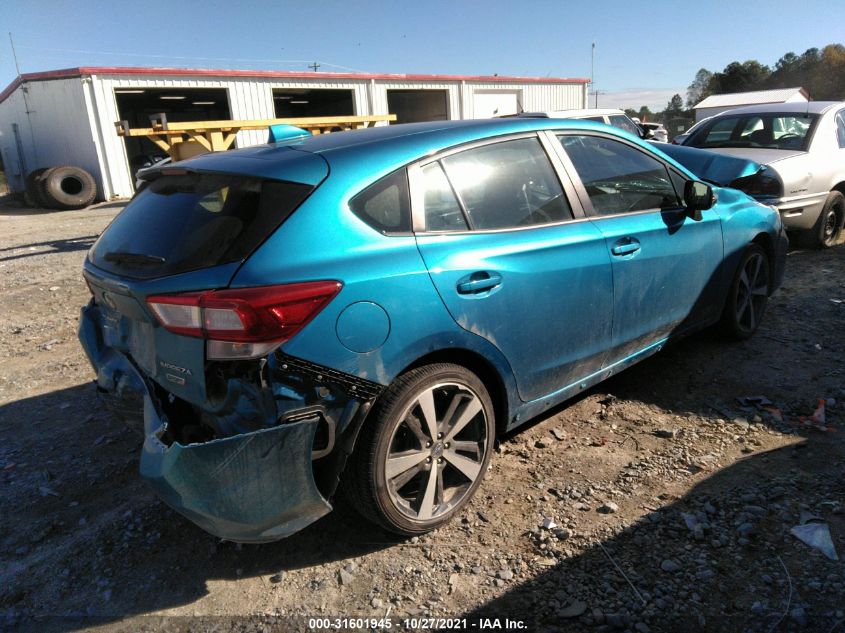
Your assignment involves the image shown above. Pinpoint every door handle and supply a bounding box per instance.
[611,239,641,256]
[457,271,502,294]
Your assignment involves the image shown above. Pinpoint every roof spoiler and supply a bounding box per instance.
[268,124,311,144]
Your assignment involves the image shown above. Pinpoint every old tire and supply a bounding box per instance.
[802,191,844,249]
[342,363,495,535]
[41,166,97,210]
[24,168,50,208]
[720,244,770,340]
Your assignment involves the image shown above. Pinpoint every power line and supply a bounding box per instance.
[13,44,369,73]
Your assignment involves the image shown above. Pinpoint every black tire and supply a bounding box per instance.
[24,168,50,208]
[342,363,495,535]
[41,165,97,210]
[719,244,770,340]
[801,191,844,249]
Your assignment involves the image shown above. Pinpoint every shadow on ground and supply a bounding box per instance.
[464,335,845,632]
[0,236,99,262]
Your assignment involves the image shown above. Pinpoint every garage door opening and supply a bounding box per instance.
[115,87,231,181]
[273,89,355,118]
[386,90,449,123]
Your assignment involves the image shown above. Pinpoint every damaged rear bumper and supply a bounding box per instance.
[79,300,381,543]
[141,396,331,543]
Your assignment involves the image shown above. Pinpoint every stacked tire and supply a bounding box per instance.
[24,166,97,210]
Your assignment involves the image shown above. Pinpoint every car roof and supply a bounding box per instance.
[520,107,627,118]
[178,117,697,185]
[712,101,844,117]
[204,117,618,162]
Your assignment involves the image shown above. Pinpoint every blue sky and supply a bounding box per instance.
[2,0,844,110]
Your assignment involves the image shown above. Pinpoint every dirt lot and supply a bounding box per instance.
[1,197,844,633]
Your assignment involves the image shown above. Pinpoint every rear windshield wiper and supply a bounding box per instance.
[103,251,166,266]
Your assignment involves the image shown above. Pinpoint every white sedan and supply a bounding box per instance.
[681,101,845,247]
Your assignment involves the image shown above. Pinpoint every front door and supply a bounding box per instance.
[555,133,723,362]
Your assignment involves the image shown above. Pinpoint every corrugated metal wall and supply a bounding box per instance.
[462,82,587,117]
[0,78,100,195]
[1,73,588,199]
[0,89,28,191]
[91,74,377,197]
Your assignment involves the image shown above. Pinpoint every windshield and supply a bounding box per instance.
[90,173,313,279]
[608,114,642,136]
[686,112,819,151]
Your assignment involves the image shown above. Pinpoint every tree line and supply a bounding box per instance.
[625,43,845,126]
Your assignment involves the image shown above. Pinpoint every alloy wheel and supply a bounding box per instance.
[384,382,488,522]
[735,251,769,333]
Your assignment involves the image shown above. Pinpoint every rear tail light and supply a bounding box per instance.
[147,281,342,360]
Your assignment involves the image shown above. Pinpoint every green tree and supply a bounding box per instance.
[708,60,770,94]
[664,94,685,116]
[684,42,845,105]
[638,106,653,121]
[624,108,639,119]
[686,68,713,107]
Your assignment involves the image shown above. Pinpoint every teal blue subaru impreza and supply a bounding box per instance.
[79,118,787,542]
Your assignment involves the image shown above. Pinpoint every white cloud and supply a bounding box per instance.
[593,88,685,113]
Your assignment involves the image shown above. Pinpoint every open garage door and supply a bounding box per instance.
[115,87,231,185]
[273,89,355,118]
[386,90,449,123]
[473,91,521,118]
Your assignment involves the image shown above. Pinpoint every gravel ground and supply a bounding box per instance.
[1,196,844,633]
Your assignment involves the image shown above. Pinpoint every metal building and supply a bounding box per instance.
[692,87,809,122]
[0,67,589,199]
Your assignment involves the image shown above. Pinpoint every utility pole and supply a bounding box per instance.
[590,42,595,109]
[9,32,23,77]
[308,61,321,72]
[8,32,39,169]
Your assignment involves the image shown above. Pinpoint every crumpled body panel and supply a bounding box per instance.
[141,397,331,543]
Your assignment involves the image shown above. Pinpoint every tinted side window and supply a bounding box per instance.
[440,138,572,230]
[558,135,681,216]
[350,169,411,234]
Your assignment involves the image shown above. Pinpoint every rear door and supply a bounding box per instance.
[552,132,723,362]
[410,133,614,402]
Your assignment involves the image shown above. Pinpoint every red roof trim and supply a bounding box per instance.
[0,76,22,104]
[0,66,589,104]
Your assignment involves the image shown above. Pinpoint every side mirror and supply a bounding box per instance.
[683,180,714,221]
[639,125,654,140]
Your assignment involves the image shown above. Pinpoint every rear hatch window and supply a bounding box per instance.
[90,173,313,279]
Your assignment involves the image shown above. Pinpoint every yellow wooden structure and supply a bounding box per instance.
[116,114,397,161]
